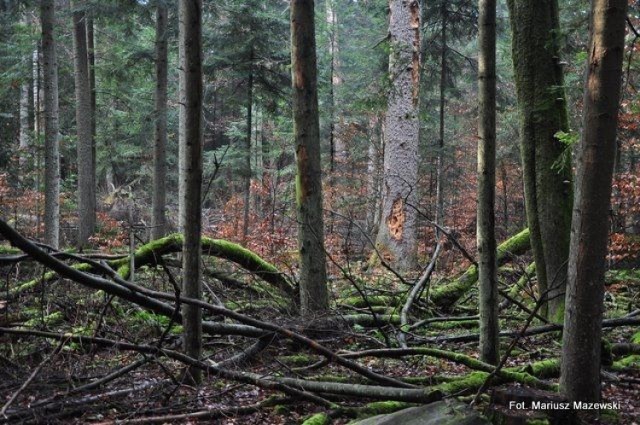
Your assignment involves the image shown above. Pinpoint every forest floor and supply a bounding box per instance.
[0,238,638,424]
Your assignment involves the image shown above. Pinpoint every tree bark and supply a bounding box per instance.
[290,0,329,315]
[179,0,203,384]
[151,2,168,241]
[374,0,421,271]
[477,0,499,366]
[72,0,95,248]
[19,81,29,167]
[560,0,627,403]
[435,1,447,236]
[506,0,572,322]
[86,13,96,195]
[41,0,60,249]
[242,61,253,243]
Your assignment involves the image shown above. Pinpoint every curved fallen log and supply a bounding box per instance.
[430,228,531,309]
[4,234,294,301]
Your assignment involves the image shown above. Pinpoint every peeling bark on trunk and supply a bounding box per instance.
[179,0,203,384]
[72,0,95,248]
[41,0,60,249]
[375,0,421,271]
[290,0,328,315]
[506,0,572,322]
[477,0,499,366]
[151,3,168,241]
[560,0,627,403]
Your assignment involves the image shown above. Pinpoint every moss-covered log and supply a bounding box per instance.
[431,228,531,309]
[112,234,294,297]
[6,234,294,301]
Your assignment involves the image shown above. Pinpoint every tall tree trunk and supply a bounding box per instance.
[366,114,382,235]
[72,0,95,248]
[151,2,168,241]
[19,81,29,168]
[178,5,186,233]
[179,0,203,384]
[477,0,499,366]
[290,0,328,315]
[326,0,344,175]
[374,0,421,271]
[41,0,60,249]
[435,2,447,236]
[506,0,573,322]
[242,63,253,243]
[560,0,627,403]
[86,13,96,194]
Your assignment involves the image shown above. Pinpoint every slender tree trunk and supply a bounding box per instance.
[477,0,499,366]
[242,63,253,243]
[179,0,203,384]
[151,3,168,241]
[506,0,573,322]
[86,13,96,194]
[374,0,421,271]
[326,0,344,175]
[72,0,95,248]
[41,0,60,249]
[435,2,447,236]
[19,81,30,167]
[560,0,627,403]
[290,0,328,315]
[178,5,186,233]
[366,114,382,235]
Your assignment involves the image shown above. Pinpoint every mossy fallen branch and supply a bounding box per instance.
[431,228,531,309]
[6,234,294,302]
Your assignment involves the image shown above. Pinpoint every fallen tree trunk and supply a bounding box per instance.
[5,234,294,301]
[430,228,530,309]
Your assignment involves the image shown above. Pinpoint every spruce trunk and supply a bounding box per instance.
[290,0,329,315]
[560,0,627,403]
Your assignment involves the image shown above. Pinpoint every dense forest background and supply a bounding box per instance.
[0,0,638,423]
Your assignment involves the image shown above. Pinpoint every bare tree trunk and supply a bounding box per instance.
[242,63,253,243]
[290,0,328,315]
[374,0,421,271]
[435,2,447,236]
[72,0,95,248]
[506,0,572,322]
[86,13,96,194]
[560,0,627,403]
[477,0,499,366]
[366,114,382,235]
[326,0,345,175]
[179,0,203,384]
[41,0,60,249]
[178,5,186,233]
[151,3,168,241]
[19,81,29,167]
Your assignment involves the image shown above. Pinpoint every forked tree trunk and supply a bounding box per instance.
[560,0,627,403]
[41,0,60,248]
[374,0,421,271]
[151,3,168,240]
[506,0,573,322]
[477,0,499,366]
[179,0,203,384]
[290,0,329,315]
[72,0,95,248]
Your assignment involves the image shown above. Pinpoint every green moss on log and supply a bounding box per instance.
[301,413,330,425]
[357,401,415,418]
[431,228,531,308]
[340,295,400,309]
